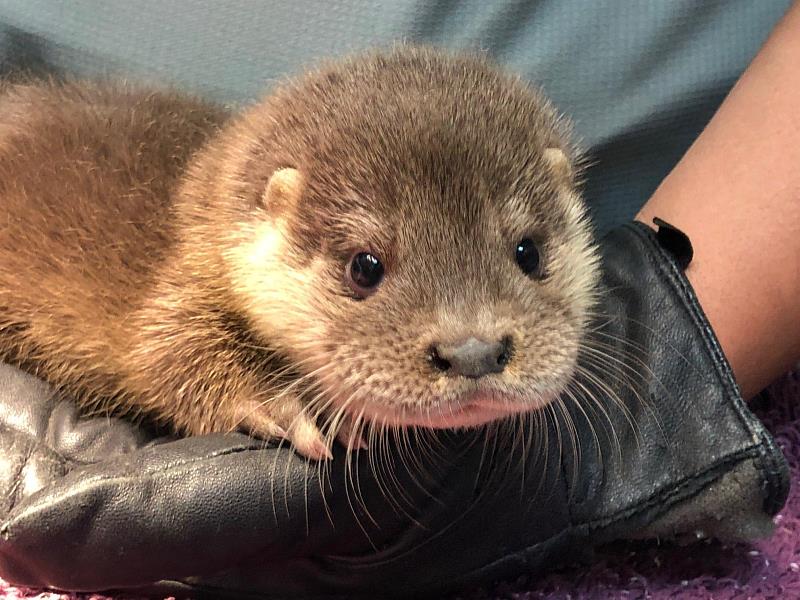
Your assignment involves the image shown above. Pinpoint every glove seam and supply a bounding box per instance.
[308,449,762,594]
[2,439,265,521]
[449,448,765,596]
[4,435,33,514]
[575,445,762,530]
[0,421,70,514]
[0,420,60,459]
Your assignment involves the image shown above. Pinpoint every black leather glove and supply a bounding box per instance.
[0,221,789,599]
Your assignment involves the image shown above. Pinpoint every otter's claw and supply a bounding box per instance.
[286,413,332,461]
[236,397,332,461]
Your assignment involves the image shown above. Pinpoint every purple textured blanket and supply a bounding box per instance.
[3,373,798,600]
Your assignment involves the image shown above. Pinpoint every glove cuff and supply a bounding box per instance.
[577,220,789,543]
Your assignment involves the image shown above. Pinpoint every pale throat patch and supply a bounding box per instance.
[223,167,328,352]
[224,218,326,352]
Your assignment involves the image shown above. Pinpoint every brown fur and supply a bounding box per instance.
[0,47,599,458]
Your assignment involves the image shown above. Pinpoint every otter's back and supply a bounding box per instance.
[0,80,225,388]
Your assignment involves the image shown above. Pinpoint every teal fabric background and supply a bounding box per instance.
[0,1,792,233]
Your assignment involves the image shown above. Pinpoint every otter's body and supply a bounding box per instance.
[0,81,227,413]
[0,48,599,458]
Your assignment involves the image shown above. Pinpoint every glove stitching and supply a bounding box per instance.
[309,450,762,596]
[576,445,761,530]
[441,450,765,600]
[1,423,69,515]
[4,437,34,514]
[626,222,788,514]
[0,420,63,461]
[440,449,765,597]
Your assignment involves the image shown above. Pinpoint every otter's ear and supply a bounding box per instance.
[261,168,304,215]
[543,148,572,182]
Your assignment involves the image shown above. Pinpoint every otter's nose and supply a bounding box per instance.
[430,336,512,378]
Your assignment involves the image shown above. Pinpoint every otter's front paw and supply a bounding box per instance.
[233,394,333,461]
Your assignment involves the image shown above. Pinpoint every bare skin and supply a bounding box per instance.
[637,0,800,400]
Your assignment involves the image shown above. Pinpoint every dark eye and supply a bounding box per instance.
[347,252,384,297]
[515,238,544,278]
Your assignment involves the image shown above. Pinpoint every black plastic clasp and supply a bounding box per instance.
[653,217,693,270]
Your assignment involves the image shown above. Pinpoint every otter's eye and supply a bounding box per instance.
[347,252,384,297]
[515,238,544,278]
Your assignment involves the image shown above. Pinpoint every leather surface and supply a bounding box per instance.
[0,223,789,598]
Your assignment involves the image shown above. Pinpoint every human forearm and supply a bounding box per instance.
[637,1,800,399]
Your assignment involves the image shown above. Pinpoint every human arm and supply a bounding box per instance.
[637,1,800,400]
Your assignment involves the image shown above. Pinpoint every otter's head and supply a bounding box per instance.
[215,48,599,435]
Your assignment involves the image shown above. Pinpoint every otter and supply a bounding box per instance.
[0,47,599,460]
